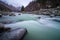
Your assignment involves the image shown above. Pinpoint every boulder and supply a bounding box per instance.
[9,13,16,16]
[38,17,41,19]
[0,23,4,28]
[0,28,27,40]
[0,23,11,33]
[18,13,21,15]
[0,14,2,17]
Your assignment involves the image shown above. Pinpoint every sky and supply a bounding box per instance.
[1,0,33,7]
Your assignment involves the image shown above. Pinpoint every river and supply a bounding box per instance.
[0,13,60,40]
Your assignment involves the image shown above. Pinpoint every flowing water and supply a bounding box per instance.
[0,13,60,40]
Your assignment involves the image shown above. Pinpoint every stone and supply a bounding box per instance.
[53,19,60,23]
[0,28,27,40]
[9,13,16,16]
[0,14,2,17]
[38,17,41,19]
[1,20,13,24]
[18,13,21,15]
[0,23,11,33]
[0,23,4,28]
[50,14,56,17]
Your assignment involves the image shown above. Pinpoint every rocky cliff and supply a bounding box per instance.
[24,1,41,12]
[24,0,60,12]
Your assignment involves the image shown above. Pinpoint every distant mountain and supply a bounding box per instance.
[0,1,21,12]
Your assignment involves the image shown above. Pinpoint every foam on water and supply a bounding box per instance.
[0,14,60,40]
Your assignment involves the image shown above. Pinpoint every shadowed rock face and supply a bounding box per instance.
[24,0,60,12]
[24,1,41,12]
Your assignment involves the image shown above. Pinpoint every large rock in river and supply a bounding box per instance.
[0,23,11,33]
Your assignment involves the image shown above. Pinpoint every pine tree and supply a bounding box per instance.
[21,6,24,11]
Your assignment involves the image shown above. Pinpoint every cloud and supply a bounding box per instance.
[1,0,33,7]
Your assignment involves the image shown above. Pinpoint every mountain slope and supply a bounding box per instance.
[0,1,20,12]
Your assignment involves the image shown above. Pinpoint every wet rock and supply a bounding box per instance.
[38,17,41,19]
[0,28,27,40]
[9,13,16,16]
[18,13,21,15]
[53,19,60,23]
[0,27,11,33]
[0,23,11,33]
[0,14,2,17]
[50,14,55,18]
